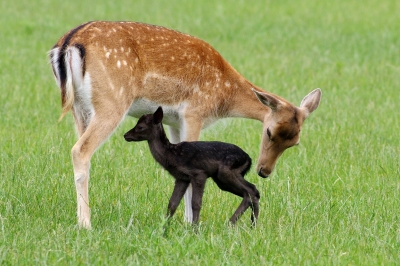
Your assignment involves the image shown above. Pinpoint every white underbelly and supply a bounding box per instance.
[127,98,186,128]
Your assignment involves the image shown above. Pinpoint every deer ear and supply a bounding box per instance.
[153,106,163,124]
[300,88,321,118]
[252,89,280,111]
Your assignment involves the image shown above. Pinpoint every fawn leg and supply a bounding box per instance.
[167,180,190,219]
[167,126,194,223]
[191,174,207,224]
[243,181,260,226]
[250,194,260,226]
[229,193,252,225]
[180,116,203,223]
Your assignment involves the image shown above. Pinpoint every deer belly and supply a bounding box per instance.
[127,98,185,127]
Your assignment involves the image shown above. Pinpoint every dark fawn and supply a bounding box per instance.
[124,107,260,225]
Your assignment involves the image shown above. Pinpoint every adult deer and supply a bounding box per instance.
[49,21,321,229]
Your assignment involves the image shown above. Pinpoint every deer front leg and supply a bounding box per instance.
[180,115,204,223]
[167,180,190,219]
[168,125,196,222]
[167,126,180,144]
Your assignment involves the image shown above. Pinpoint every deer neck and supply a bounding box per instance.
[227,77,271,122]
[147,125,173,167]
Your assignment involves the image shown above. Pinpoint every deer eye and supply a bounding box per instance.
[266,128,272,139]
[136,125,144,131]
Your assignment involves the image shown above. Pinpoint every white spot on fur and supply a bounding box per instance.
[117,61,121,68]
[224,81,231,87]
[98,61,116,91]
[105,52,110,58]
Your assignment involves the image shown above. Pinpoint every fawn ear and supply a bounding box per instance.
[252,88,281,111]
[300,88,321,118]
[153,106,163,124]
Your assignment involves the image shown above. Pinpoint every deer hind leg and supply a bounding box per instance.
[245,181,260,226]
[71,108,127,229]
[214,169,258,225]
[229,192,252,225]
[230,180,259,226]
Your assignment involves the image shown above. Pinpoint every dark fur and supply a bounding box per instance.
[124,107,260,225]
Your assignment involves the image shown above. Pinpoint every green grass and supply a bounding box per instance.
[1,0,400,264]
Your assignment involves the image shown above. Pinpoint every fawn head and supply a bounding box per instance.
[124,106,164,142]
[252,89,321,178]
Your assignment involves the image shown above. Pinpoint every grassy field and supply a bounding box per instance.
[1,0,400,264]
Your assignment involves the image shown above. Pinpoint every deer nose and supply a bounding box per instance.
[124,133,132,141]
[257,167,270,178]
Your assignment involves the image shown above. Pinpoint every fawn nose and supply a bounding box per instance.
[124,133,131,141]
[257,167,270,178]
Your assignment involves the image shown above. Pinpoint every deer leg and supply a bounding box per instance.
[180,116,203,223]
[229,194,252,225]
[214,170,256,225]
[169,125,195,223]
[166,126,185,219]
[247,183,260,226]
[229,184,259,226]
[71,109,127,229]
[250,196,260,226]
[167,126,180,144]
[167,180,190,219]
[191,174,207,224]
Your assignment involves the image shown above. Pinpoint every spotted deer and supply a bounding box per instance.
[49,21,321,229]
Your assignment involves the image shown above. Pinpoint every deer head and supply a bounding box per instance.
[124,106,164,142]
[252,89,321,178]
